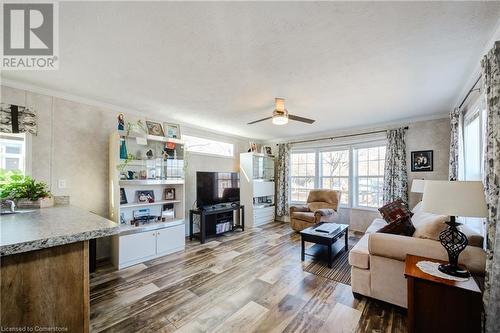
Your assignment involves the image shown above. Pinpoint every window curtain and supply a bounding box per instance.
[449,107,465,180]
[383,127,408,204]
[276,143,290,217]
[0,103,37,135]
[481,41,500,333]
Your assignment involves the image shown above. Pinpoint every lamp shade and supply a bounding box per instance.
[422,180,487,217]
[411,179,425,193]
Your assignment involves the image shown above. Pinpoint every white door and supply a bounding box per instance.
[156,224,185,255]
[119,231,157,265]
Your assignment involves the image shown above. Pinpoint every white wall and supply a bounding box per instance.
[1,84,250,259]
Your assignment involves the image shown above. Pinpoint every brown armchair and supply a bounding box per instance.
[289,189,341,232]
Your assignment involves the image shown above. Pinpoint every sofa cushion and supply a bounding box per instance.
[292,211,316,223]
[378,199,413,224]
[366,218,388,234]
[377,217,415,236]
[411,209,448,241]
[349,234,370,269]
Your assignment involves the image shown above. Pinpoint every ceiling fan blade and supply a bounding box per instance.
[247,116,273,125]
[288,114,315,124]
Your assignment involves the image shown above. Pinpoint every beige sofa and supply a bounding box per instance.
[349,211,486,308]
[289,189,341,232]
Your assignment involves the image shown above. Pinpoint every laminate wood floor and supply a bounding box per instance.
[90,222,407,333]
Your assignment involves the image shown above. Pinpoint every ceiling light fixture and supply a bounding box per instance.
[272,98,289,125]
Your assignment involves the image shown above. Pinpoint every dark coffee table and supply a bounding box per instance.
[300,223,349,268]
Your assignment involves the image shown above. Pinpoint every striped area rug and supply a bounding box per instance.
[303,235,359,286]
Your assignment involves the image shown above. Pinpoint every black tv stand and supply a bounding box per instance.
[189,205,245,244]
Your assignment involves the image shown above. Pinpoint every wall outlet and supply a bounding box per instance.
[58,179,67,189]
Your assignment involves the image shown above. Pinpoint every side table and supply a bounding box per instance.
[404,254,482,333]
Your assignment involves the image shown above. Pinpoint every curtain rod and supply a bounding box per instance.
[458,75,482,110]
[277,126,409,146]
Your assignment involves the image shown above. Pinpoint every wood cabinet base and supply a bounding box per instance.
[405,255,482,333]
[1,241,89,332]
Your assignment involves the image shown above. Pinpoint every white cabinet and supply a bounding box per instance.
[156,224,185,255]
[113,221,186,269]
[119,231,157,265]
[109,131,187,270]
[240,152,275,228]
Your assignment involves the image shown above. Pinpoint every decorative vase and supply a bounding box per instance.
[120,137,128,159]
[17,196,55,209]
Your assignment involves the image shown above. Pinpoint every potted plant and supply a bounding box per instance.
[0,171,54,208]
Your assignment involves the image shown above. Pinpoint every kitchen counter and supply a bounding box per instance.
[0,205,118,256]
[1,205,118,332]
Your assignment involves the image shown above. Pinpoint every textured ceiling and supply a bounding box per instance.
[2,1,500,140]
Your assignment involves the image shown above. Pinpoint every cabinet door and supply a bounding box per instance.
[156,224,185,255]
[119,231,157,265]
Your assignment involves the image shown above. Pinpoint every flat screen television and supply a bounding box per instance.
[196,172,240,208]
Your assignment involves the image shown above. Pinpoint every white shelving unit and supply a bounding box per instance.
[109,131,186,269]
[239,152,275,228]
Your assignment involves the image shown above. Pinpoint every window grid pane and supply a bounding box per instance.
[356,146,385,208]
[290,152,316,202]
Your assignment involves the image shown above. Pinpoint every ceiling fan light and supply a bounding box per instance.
[272,114,288,125]
[275,98,285,112]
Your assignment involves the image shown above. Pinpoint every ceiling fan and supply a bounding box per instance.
[247,98,315,126]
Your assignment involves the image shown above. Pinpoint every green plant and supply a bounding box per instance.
[117,153,136,172]
[0,171,51,201]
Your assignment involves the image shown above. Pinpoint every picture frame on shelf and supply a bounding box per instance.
[165,188,176,200]
[248,142,257,152]
[163,122,181,139]
[146,120,165,137]
[264,146,272,155]
[136,190,155,203]
[411,150,433,172]
[120,188,128,204]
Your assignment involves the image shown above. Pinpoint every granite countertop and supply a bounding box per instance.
[0,205,119,256]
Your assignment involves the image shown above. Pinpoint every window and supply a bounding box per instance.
[355,146,386,208]
[289,143,385,209]
[184,135,234,157]
[462,97,487,234]
[290,152,316,202]
[320,150,349,205]
[0,133,27,174]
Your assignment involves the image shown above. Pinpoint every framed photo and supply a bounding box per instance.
[163,122,181,139]
[164,188,176,200]
[120,188,128,204]
[411,150,433,172]
[264,146,272,155]
[146,120,165,136]
[136,190,155,203]
[248,142,257,152]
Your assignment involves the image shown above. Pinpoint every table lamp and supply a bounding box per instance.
[411,179,425,193]
[422,180,487,278]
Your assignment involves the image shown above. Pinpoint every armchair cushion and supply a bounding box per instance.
[307,189,341,212]
[292,211,316,223]
[289,205,310,215]
[314,208,335,217]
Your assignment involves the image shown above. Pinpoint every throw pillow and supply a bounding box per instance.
[377,217,415,236]
[411,210,448,240]
[378,199,413,224]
